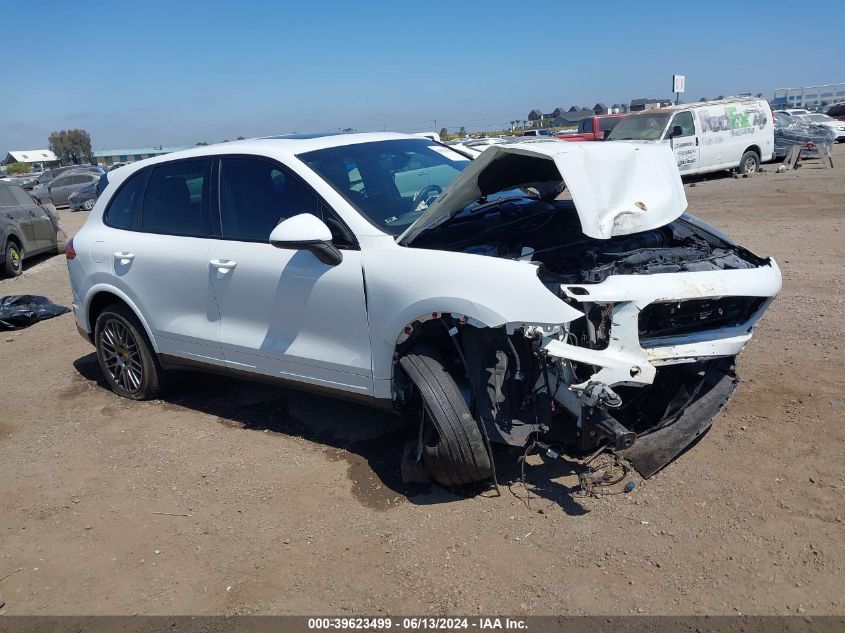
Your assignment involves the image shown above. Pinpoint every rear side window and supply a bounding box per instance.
[0,185,17,207]
[9,185,34,205]
[599,117,621,134]
[141,159,211,237]
[105,170,147,230]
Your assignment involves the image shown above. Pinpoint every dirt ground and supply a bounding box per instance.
[0,148,843,617]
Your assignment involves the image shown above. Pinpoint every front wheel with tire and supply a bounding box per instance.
[95,304,162,400]
[738,150,760,174]
[400,347,492,488]
[3,241,23,277]
[82,198,96,211]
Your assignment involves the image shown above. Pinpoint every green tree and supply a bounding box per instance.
[5,162,29,175]
[196,141,209,146]
[439,127,448,138]
[459,126,466,136]
[48,129,93,165]
[237,136,245,140]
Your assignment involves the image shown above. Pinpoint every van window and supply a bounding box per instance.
[667,111,695,138]
[104,170,147,230]
[141,159,211,236]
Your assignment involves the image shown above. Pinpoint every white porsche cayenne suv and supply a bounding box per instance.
[66,133,781,487]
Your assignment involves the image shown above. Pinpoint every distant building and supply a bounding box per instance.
[610,103,623,114]
[93,146,191,168]
[629,98,672,112]
[551,108,595,127]
[2,149,59,169]
[593,103,608,115]
[773,83,845,109]
[568,105,583,112]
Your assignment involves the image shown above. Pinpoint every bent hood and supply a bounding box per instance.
[399,140,687,243]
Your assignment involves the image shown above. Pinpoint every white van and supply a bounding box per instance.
[607,97,774,175]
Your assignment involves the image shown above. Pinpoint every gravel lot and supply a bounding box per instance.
[0,149,843,616]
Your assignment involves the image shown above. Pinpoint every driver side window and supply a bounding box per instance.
[669,111,696,137]
[219,157,354,245]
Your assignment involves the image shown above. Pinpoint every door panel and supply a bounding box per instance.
[106,231,223,363]
[667,111,700,174]
[210,243,372,394]
[0,186,36,251]
[209,155,372,394]
[101,159,224,364]
[8,186,55,249]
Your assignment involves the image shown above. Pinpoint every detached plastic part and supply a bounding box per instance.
[0,295,71,331]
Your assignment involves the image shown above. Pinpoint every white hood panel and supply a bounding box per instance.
[400,140,688,243]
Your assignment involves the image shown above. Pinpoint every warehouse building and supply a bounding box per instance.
[93,146,191,168]
[2,149,59,170]
[773,83,845,109]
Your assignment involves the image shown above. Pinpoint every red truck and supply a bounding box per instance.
[555,114,627,141]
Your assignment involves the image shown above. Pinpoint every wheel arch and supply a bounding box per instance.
[84,286,160,353]
[743,144,762,158]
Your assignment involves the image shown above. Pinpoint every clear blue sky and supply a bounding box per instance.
[1,0,842,155]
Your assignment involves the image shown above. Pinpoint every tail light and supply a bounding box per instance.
[66,237,76,260]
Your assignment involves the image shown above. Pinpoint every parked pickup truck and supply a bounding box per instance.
[555,114,626,141]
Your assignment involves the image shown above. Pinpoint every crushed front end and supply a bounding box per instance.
[401,141,781,479]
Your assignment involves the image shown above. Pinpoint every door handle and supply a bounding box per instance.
[695,137,699,146]
[209,259,237,273]
[113,251,135,264]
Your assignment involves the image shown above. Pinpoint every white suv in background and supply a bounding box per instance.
[66,134,781,487]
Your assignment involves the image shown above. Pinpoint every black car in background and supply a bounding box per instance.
[0,182,61,276]
[68,181,99,211]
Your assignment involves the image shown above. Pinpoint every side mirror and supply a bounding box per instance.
[669,125,684,138]
[269,213,343,266]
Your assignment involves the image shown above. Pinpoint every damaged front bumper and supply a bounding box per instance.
[539,260,781,477]
[542,261,781,389]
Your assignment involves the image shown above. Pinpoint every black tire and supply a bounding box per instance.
[738,150,760,174]
[3,240,23,277]
[400,347,492,487]
[94,304,162,400]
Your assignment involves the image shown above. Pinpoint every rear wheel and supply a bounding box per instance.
[400,347,492,487]
[94,304,162,400]
[3,240,23,277]
[82,198,96,211]
[738,150,760,174]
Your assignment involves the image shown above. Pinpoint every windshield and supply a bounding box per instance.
[607,113,671,140]
[300,139,470,235]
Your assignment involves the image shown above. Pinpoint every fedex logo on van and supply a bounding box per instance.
[725,106,752,129]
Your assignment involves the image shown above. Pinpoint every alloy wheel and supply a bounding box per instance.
[100,319,144,393]
[9,245,21,273]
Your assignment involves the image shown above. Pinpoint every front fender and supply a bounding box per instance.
[362,245,582,380]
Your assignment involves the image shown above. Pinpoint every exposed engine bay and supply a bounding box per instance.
[410,196,767,284]
[398,193,778,482]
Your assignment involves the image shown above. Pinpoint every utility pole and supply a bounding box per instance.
[434,119,437,133]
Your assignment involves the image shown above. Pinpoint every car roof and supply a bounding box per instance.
[103,132,432,185]
[629,97,767,115]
